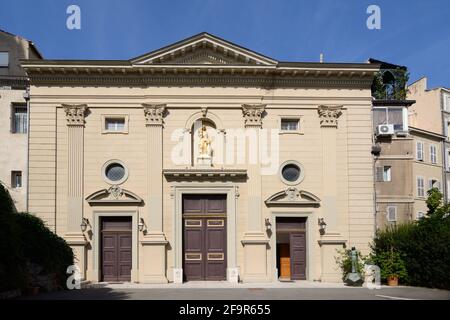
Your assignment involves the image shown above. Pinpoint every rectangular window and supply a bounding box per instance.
[11,171,22,188]
[387,206,397,222]
[383,166,392,182]
[417,177,425,197]
[0,52,9,67]
[430,145,437,164]
[102,115,129,134]
[416,141,424,161]
[281,119,299,131]
[12,105,28,134]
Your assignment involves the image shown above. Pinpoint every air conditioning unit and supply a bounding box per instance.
[377,124,394,136]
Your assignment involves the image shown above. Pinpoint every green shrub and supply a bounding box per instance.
[372,249,407,281]
[0,183,74,292]
[371,188,450,289]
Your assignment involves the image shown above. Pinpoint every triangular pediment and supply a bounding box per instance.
[86,186,143,205]
[265,187,321,207]
[131,32,277,66]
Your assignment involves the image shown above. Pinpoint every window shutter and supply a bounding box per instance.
[417,142,423,160]
[387,207,397,222]
[375,167,384,182]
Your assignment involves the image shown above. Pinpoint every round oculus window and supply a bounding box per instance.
[279,161,304,185]
[282,164,300,182]
[102,160,128,185]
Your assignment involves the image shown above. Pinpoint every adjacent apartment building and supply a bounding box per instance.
[408,77,449,202]
[0,30,42,212]
[371,62,445,229]
[22,33,379,284]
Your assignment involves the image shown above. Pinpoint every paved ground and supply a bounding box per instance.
[18,282,450,300]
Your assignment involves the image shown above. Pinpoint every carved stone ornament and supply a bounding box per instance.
[143,103,166,126]
[108,185,124,200]
[317,105,343,127]
[63,104,88,126]
[242,104,266,127]
[285,187,301,201]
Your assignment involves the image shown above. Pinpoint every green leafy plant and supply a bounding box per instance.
[372,68,410,100]
[370,188,450,289]
[335,248,367,281]
[372,249,407,281]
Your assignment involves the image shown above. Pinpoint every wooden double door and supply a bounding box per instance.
[277,218,307,280]
[183,195,227,281]
[101,217,132,282]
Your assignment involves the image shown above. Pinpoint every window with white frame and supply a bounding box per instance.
[280,118,299,131]
[417,177,425,197]
[376,166,392,182]
[11,105,27,134]
[102,115,128,133]
[416,141,424,161]
[0,52,9,67]
[387,206,397,222]
[430,145,437,164]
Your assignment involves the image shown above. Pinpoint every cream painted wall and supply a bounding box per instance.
[28,83,375,282]
[0,88,27,212]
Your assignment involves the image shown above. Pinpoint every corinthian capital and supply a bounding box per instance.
[143,103,166,126]
[242,104,266,127]
[63,104,88,126]
[318,105,343,128]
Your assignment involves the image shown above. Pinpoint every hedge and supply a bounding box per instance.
[0,183,74,292]
[371,188,450,289]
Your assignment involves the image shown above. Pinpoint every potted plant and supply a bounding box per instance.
[374,249,407,286]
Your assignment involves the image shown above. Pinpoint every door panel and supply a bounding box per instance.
[279,244,291,279]
[290,233,306,280]
[101,217,132,282]
[182,195,226,281]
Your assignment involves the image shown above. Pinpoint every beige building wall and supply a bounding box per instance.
[410,128,444,219]
[0,88,27,211]
[24,33,377,284]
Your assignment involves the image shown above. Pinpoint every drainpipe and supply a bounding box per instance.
[24,86,30,212]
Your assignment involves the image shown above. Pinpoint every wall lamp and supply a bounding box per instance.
[138,218,145,232]
[318,218,327,235]
[265,218,272,231]
[80,218,90,232]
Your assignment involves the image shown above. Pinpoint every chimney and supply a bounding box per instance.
[319,53,324,63]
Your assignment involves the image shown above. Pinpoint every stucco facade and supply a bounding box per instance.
[23,33,377,283]
[0,30,42,212]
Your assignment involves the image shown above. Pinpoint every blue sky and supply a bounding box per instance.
[1,0,449,88]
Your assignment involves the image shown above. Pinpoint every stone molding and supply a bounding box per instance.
[63,104,88,126]
[143,103,166,126]
[317,105,343,128]
[242,104,266,127]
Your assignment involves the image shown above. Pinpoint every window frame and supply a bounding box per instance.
[386,206,397,222]
[0,51,9,67]
[430,144,437,164]
[279,160,305,186]
[11,171,22,188]
[416,141,424,161]
[373,106,406,132]
[417,176,425,198]
[279,116,303,135]
[11,104,28,134]
[101,114,129,134]
[102,159,129,185]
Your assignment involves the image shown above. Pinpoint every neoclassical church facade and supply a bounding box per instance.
[22,33,378,283]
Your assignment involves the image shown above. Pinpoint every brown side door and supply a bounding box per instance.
[101,217,132,282]
[290,232,306,280]
[183,195,226,281]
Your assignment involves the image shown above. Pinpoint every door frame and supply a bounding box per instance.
[172,184,238,282]
[270,212,314,281]
[92,210,139,282]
